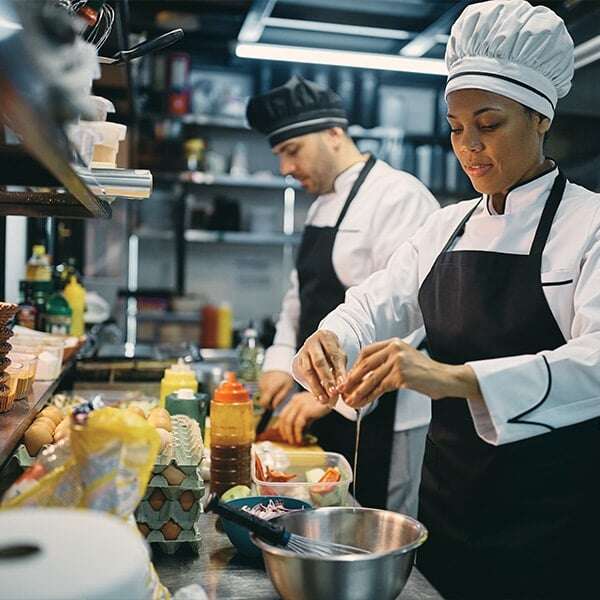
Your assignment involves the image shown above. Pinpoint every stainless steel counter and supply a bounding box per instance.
[153,513,444,599]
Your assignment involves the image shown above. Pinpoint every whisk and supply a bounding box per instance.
[205,494,369,557]
[55,0,115,50]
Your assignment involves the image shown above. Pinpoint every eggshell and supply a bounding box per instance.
[40,406,62,426]
[137,522,151,537]
[126,405,146,418]
[179,490,195,512]
[161,520,182,540]
[149,407,170,419]
[162,465,186,485]
[24,424,53,455]
[148,488,166,511]
[33,416,56,436]
[147,414,172,432]
[156,428,172,452]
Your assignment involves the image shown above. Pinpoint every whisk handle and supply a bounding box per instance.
[205,494,290,547]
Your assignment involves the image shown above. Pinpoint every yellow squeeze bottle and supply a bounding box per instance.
[159,359,198,407]
[63,276,86,336]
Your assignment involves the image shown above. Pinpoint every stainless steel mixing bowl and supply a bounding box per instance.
[251,507,428,600]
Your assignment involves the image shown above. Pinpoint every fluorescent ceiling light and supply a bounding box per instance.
[235,42,447,76]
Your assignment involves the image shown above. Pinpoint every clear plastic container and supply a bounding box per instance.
[35,337,64,381]
[6,352,37,399]
[6,361,27,401]
[252,450,352,508]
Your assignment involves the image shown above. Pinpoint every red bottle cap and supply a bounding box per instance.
[213,371,250,403]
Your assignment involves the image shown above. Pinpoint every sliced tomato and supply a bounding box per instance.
[254,454,267,481]
[318,467,341,483]
[266,469,296,482]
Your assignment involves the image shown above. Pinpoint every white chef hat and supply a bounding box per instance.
[445,0,574,120]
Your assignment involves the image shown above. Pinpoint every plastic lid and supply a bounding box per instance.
[174,388,196,400]
[167,357,193,374]
[32,245,46,255]
[213,371,250,403]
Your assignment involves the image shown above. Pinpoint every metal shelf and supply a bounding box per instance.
[185,230,301,245]
[136,311,199,323]
[135,228,302,246]
[155,171,300,190]
[144,113,250,129]
[0,7,112,219]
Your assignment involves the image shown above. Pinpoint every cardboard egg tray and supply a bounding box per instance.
[137,487,204,530]
[156,414,203,466]
[137,522,202,555]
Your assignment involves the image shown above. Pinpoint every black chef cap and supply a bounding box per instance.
[246,75,348,147]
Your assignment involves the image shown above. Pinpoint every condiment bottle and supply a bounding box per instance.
[159,359,198,407]
[216,302,232,349]
[44,292,72,335]
[210,372,253,497]
[165,388,209,438]
[200,304,218,348]
[63,276,85,336]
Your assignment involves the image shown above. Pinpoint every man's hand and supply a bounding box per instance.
[258,370,295,409]
[294,330,347,406]
[277,392,331,445]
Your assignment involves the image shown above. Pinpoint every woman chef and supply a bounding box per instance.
[292,1,600,598]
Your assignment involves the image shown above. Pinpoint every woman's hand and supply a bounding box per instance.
[277,392,331,445]
[341,338,482,408]
[295,330,347,406]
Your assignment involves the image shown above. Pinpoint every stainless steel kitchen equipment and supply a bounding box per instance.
[252,507,428,600]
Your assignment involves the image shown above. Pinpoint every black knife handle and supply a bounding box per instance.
[112,29,184,64]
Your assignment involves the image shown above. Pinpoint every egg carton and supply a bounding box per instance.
[139,522,202,555]
[136,489,204,530]
[13,444,39,467]
[148,463,204,489]
[156,414,203,467]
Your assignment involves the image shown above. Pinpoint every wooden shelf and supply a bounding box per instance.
[0,362,74,469]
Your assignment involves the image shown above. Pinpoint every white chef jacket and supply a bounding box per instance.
[263,158,439,431]
[293,167,600,446]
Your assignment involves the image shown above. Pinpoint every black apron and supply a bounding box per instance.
[297,155,396,509]
[417,171,600,599]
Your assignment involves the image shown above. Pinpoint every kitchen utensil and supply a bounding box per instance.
[205,494,368,557]
[255,407,273,436]
[98,29,184,65]
[252,507,428,600]
[220,495,312,559]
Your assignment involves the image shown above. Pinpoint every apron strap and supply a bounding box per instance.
[529,171,566,259]
[439,198,483,255]
[334,154,378,229]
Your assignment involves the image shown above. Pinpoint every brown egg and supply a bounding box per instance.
[40,406,62,426]
[162,465,186,485]
[156,428,172,452]
[137,522,151,537]
[147,414,172,432]
[126,405,146,418]
[149,407,170,419]
[148,488,166,511]
[33,416,56,436]
[161,520,182,541]
[179,490,195,512]
[53,420,70,442]
[24,424,53,455]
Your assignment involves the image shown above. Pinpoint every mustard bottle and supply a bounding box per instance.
[159,359,198,407]
[63,276,86,336]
